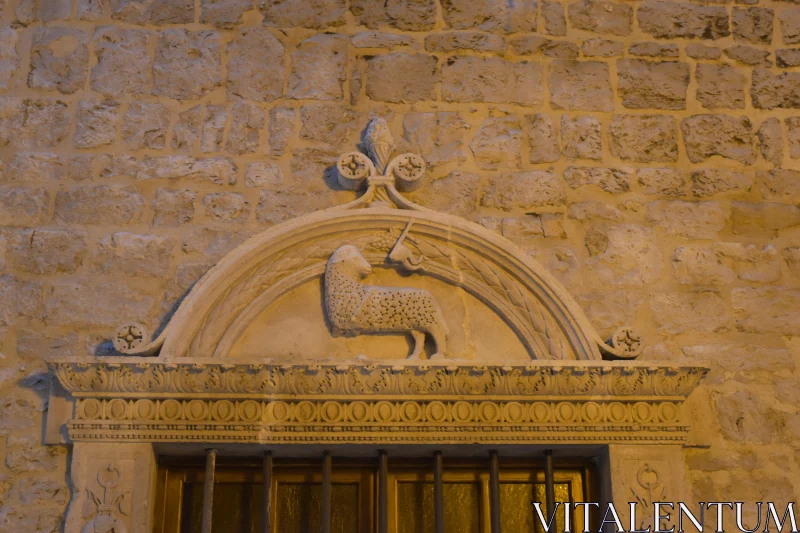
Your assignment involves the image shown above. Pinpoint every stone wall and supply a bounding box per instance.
[1,0,799,529]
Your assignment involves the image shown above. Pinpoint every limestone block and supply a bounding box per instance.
[352,31,416,49]
[757,117,784,165]
[351,0,436,31]
[152,188,196,227]
[508,35,548,55]
[289,148,338,189]
[751,68,800,109]
[564,166,631,194]
[200,105,226,153]
[226,28,284,102]
[91,27,151,97]
[618,59,689,110]
[609,114,678,162]
[673,243,780,285]
[469,117,522,170]
[288,34,347,101]
[44,282,154,327]
[8,229,87,275]
[0,97,70,149]
[777,49,800,67]
[152,29,221,100]
[548,60,613,111]
[201,0,251,28]
[261,0,346,29]
[691,169,752,197]
[441,0,536,33]
[122,102,168,150]
[0,275,43,326]
[480,171,565,210]
[696,64,746,109]
[299,103,362,148]
[442,56,542,106]
[202,192,250,223]
[780,8,800,44]
[75,100,119,149]
[137,156,236,184]
[424,31,506,54]
[0,186,50,226]
[725,45,772,66]
[732,287,800,335]
[637,1,730,40]
[29,27,88,94]
[567,201,622,221]
[182,227,255,258]
[227,101,265,155]
[560,115,602,160]
[681,114,755,164]
[758,168,800,202]
[686,43,721,59]
[367,53,438,103]
[731,201,800,237]
[650,291,729,334]
[245,162,283,188]
[786,117,800,157]
[581,38,624,57]
[55,185,144,225]
[637,168,685,197]
[93,232,175,278]
[7,152,64,182]
[628,42,679,58]
[402,111,471,166]
[526,113,560,164]
[111,0,194,24]
[646,200,727,239]
[0,27,18,89]
[171,105,202,151]
[568,0,633,36]
[407,170,479,217]
[98,154,138,179]
[542,1,566,36]
[256,190,335,225]
[733,7,774,44]
[542,41,579,59]
[585,224,662,286]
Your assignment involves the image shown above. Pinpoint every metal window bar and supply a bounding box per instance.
[434,451,444,533]
[489,450,501,533]
[544,449,556,533]
[262,451,273,533]
[321,451,332,533]
[201,448,217,533]
[378,450,388,533]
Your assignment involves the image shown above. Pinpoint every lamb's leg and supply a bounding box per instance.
[408,330,425,359]
[429,326,447,359]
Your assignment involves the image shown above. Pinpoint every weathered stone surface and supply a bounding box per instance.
[673,243,780,285]
[93,232,175,278]
[757,118,784,166]
[508,35,548,55]
[0,186,50,226]
[171,105,202,151]
[777,48,800,67]
[351,0,436,31]
[7,152,64,182]
[526,114,560,164]
[111,0,194,24]
[269,106,295,157]
[469,117,522,170]
[548,60,613,111]
[731,201,800,237]
[481,171,565,210]
[226,28,284,102]
[98,154,138,179]
[298,103,362,148]
[725,45,772,67]
[152,29,221,100]
[152,188,195,227]
[55,185,144,225]
[786,116,800,157]
[542,41,579,59]
[650,291,729,334]
[75,100,119,149]
[733,7,774,44]
[646,200,727,239]
[137,156,236,184]
[244,162,283,188]
[628,42,679,57]
[568,0,633,36]
[637,1,730,40]
[784,247,800,278]
[367,53,438,103]
[402,111,470,166]
[585,224,662,286]
[289,148,338,190]
[29,27,88,94]
[0,98,70,149]
[122,102,168,150]
[256,190,335,225]
[442,56,541,106]
[288,34,346,101]
[0,27,17,89]
[781,9,800,44]
[8,229,87,274]
[686,43,721,60]
[609,114,678,162]
[352,31,416,49]
[67,155,93,181]
[200,105,226,153]
[44,282,154,327]
[568,202,621,222]
[227,101,265,155]
[261,0,346,29]
[561,115,602,160]
[751,68,800,109]
[581,38,624,57]
[201,0,251,28]
[501,214,565,245]
[542,1,566,36]
[564,167,631,194]
[440,0,536,33]
[637,168,685,197]
[0,275,42,326]
[732,287,800,335]
[202,192,250,223]
[696,64,746,109]
[91,27,150,97]
[683,344,793,387]
[5,435,64,471]
[691,169,752,197]
[182,227,254,258]
[681,115,755,164]
[424,31,505,53]
[618,59,689,110]
[758,168,800,202]
[408,170,480,217]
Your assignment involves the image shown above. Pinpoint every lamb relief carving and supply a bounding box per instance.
[323,243,449,359]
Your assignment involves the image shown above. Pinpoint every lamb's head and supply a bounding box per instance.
[327,245,372,279]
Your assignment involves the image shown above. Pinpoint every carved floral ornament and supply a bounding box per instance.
[48,117,709,445]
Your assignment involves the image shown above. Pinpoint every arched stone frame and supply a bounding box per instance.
[45,118,708,533]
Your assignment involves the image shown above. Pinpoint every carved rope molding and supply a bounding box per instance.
[50,361,708,444]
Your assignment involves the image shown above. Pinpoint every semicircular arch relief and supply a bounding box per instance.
[113,118,642,362]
